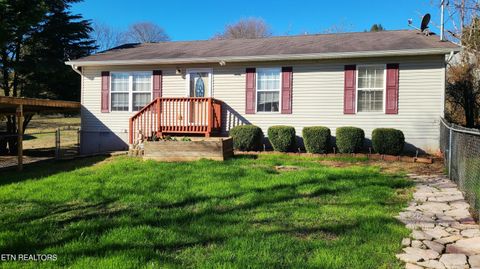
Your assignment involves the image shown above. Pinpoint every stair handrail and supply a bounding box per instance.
[129,97,160,144]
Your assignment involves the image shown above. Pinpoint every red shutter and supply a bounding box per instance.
[245,68,256,114]
[101,71,110,113]
[281,67,293,114]
[386,63,399,114]
[153,70,162,99]
[344,65,356,114]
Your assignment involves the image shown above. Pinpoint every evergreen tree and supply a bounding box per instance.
[369,24,385,32]
[21,1,95,101]
[0,0,95,154]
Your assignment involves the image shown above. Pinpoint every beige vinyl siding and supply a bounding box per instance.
[80,55,445,152]
[213,56,444,152]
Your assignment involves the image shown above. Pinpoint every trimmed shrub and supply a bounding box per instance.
[229,125,264,151]
[268,125,296,152]
[302,126,331,153]
[372,128,405,155]
[335,126,365,153]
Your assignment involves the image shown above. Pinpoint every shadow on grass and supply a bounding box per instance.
[0,156,412,268]
[0,156,107,186]
[22,134,37,141]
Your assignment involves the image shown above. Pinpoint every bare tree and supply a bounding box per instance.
[441,0,480,127]
[321,20,354,34]
[91,22,124,52]
[442,0,480,44]
[446,60,480,127]
[124,22,169,43]
[213,18,272,39]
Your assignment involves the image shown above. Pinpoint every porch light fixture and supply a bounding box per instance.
[219,60,226,66]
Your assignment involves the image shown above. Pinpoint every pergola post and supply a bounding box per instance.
[16,104,23,171]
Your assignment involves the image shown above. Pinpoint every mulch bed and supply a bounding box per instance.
[235,151,434,164]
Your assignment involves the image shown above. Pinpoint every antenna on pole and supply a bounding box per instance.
[440,0,446,41]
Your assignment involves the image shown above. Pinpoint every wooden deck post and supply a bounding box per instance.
[156,98,162,138]
[128,117,133,144]
[206,98,213,137]
[16,105,23,171]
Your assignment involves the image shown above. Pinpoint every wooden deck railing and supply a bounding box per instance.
[129,97,222,144]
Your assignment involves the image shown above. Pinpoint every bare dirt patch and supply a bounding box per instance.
[373,158,444,175]
[275,165,302,171]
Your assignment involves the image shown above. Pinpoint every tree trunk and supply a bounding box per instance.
[1,49,11,154]
[465,90,476,128]
[5,115,17,154]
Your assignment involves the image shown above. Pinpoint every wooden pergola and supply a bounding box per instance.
[0,96,81,170]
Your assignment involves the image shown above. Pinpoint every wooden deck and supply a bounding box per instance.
[129,97,222,144]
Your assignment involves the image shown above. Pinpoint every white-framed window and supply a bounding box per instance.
[356,65,385,113]
[256,68,281,113]
[110,71,152,112]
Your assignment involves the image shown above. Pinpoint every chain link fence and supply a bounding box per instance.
[440,118,480,219]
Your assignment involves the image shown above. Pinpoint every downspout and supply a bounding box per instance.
[69,64,83,154]
[446,51,455,64]
[70,64,83,76]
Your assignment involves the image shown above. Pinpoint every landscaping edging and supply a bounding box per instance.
[396,174,480,269]
[235,151,434,164]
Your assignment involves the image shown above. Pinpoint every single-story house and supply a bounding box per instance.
[66,30,460,154]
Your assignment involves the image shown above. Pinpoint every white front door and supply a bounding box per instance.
[186,69,212,97]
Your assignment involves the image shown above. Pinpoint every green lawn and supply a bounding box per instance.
[0,155,412,269]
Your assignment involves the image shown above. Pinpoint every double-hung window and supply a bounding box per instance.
[111,73,129,111]
[357,65,385,112]
[132,73,152,111]
[110,72,152,112]
[256,68,281,112]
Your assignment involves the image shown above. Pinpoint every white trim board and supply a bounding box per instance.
[66,48,459,67]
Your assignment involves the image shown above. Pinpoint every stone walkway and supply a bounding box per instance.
[396,174,480,269]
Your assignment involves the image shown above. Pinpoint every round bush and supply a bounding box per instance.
[268,125,296,152]
[302,126,331,153]
[335,126,365,153]
[372,128,405,155]
[229,125,264,151]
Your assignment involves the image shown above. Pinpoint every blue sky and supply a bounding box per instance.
[71,0,444,41]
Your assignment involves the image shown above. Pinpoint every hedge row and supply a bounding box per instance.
[229,125,405,155]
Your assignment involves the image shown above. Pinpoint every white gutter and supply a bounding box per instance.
[66,48,460,67]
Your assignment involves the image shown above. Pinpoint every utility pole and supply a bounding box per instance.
[440,0,446,41]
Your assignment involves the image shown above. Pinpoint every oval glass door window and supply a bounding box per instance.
[189,72,210,97]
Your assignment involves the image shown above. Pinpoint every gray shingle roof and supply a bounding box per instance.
[69,30,459,65]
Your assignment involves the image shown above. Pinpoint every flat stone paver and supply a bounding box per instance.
[396,174,480,269]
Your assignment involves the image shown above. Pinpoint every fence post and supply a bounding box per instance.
[55,128,60,160]
[77,129,81,156]
[448,127,452,179]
